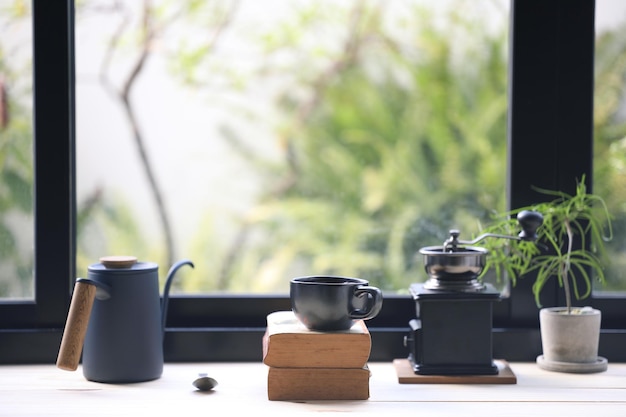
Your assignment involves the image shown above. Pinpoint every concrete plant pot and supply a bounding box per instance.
[536,307,607,373]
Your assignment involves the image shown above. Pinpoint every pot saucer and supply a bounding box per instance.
[536,355,608,374]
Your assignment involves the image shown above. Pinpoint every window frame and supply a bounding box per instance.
[0,0,75,362]
[2,0,625,365]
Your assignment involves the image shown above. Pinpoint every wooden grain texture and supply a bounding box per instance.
[267,366,370,400]
[262,311,371,368]
[393,358,517,384]
[55,281,97,371]
[1,363,626,416]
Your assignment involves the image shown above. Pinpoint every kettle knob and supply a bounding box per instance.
[100,255,138,269]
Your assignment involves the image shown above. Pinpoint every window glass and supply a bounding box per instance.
[594,0,626,294]
[76,0,509,294]
[0,0,34,300]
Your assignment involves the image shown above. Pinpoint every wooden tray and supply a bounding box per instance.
[393,358,517,384]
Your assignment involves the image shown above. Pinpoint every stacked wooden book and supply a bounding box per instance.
[262,310,372,401]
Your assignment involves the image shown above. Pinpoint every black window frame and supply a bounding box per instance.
[1,0,625,364]
[0,0,75,361]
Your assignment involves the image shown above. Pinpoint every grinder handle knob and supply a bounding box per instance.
[517,210,543,241]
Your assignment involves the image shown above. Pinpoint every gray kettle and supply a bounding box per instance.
[56,256,193,383]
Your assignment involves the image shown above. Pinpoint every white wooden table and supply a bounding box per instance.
[1,362,625,416]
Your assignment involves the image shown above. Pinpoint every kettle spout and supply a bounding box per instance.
[161,259,194,338]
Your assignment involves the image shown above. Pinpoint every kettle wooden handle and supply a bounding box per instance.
[56,280,97,371]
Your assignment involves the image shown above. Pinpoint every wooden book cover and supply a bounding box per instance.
[267,366,370,401]
[262,311,371,368]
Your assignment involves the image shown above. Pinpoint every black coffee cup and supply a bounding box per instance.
[290,276,383,331]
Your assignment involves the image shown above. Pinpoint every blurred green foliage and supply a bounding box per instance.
[177,0,626,293]
[183,1,510,291]
[0,0,34,298]
[2,0,626,297]
[593,20,626,290]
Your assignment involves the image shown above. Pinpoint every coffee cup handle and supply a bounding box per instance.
[350,286,383,320]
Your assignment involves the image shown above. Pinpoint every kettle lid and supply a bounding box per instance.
[100,255,138,269]
[89,255,158,272]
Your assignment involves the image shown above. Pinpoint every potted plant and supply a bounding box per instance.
[480,176,613,373]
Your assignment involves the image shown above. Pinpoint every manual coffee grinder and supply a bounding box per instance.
[405,210,542,375]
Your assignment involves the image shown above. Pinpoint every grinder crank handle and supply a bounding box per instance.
[56,279,97,371]
[444,210,544,249]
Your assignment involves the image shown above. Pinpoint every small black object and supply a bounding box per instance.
[193,373,218,391]
[517,210,543,241]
